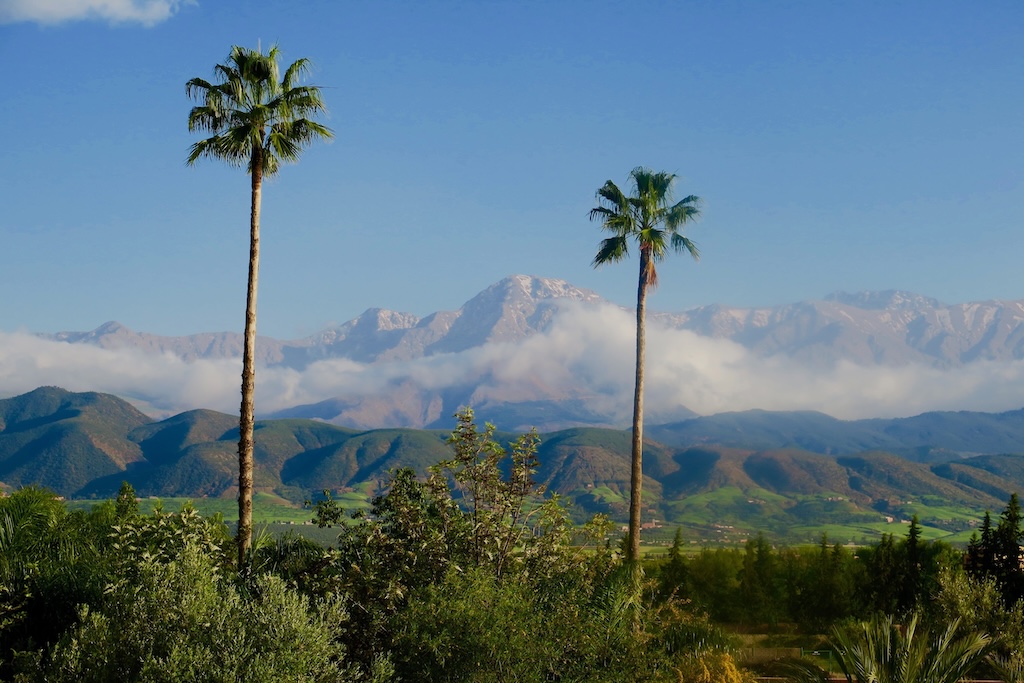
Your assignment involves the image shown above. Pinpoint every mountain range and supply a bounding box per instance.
[5,387,1024,543]
[37,275,1024,431]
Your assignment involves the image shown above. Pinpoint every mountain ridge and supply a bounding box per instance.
[45,276,1024,370]
[32,274,1024,431]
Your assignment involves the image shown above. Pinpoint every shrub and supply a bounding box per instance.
[41,542,354,682]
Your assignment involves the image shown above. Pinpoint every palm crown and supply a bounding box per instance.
[590,166,701,286]
[186,45,332,175]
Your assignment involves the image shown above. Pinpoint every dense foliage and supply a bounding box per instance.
[0,411,752,681]
[656,516,958,630]
[3,411,1024,681]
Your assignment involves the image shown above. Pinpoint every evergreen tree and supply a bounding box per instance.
[899,515,924,612]
[966,495,1024,606]
[739,534,779,625]
[864,533,901,615]
[967,510,995,579]
[980,510,995,573]
[658,527,688,599]
[995,493,1024,604]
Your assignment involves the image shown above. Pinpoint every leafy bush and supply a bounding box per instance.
[0,488,112,673]
[395,566,647,682]
[41,543,354,683]
[671,651,757,683]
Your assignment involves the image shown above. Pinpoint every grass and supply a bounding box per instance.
[69,490,373,525]
[583,485,626,504]
[68,493,368,548]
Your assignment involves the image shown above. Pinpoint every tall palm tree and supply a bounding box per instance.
[186,45,332,566]
[589,167,700,563]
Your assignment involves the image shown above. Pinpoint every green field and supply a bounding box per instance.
[67,480,987,549]
[69,489,373,525]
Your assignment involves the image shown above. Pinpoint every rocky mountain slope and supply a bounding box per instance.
[660,290,1024,367]
[47,277,1024,369]
[38,275,1024,430]
[45,275,604,368]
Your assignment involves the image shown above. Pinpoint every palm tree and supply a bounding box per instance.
[589,167,700,563]
[186,45,332,566]
[830,613,991,683]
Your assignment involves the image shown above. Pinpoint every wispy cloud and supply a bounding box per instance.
[3,301,1024,425]
[0,0,190,26]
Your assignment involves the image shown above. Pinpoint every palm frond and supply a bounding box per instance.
[592,236,628,266]
[671,233,700,260]
[589,208,634,237]
[186,136,227,166]
[184,76,215,100]
[187,105,225,134]
[631,167,675,202]
[989,653,1024,683]
[831,613,991,683]
[594,180,629,212]
[665,197,701,228]
[281,57,313,91]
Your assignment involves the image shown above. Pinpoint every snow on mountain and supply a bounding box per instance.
[42,277,1024,370]
[35,276,1024,429]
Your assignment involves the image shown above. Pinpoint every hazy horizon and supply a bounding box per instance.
[7,295,1024,423]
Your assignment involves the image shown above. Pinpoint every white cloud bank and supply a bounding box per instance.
[3,300,1024,423]
[0,0,190,26]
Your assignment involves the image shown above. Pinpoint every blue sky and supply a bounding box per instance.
[2,0,1022,339]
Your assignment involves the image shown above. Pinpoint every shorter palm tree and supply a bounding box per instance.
[830,613,991,683]
[991,654,1024,683]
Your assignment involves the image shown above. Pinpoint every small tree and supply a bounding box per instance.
[430,408,546,579]
[312,410,612,674]
[114,481,139,519]
[739,533,779,626]
[898,514,923,611]
[966,494,1024,606]
[658,527,688,599]
[996,493,1024,604]
[863,533,901,614]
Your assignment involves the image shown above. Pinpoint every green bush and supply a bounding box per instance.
[394,566,653,682]
[0,488,112,671]
[41,542,354,683]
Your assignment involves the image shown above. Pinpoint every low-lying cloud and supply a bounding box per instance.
[0,0,189,26]
[3,300,1024,424]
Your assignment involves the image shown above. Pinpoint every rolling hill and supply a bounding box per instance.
[3,387,1023,543]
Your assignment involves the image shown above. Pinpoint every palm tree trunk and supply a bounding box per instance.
[627,250,649,564]
[237,151,262,567]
